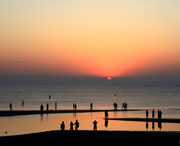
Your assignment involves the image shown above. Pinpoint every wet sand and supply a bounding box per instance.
[0,109,145,117]
[0,130,180,145]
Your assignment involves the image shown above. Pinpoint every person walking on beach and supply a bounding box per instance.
[9,103,12,111]
[105,110,108,118]
[60,121,65,131]
[70,121,74,131]
[74,120,79,131]
[146,110,149,118]
[152,109,155,118]
[93,120,98,131]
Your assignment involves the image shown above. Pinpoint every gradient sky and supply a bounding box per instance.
[0,0,180,77]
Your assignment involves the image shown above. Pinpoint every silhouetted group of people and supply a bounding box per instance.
[145,109,163,130]
[61,120,98,131]
[69,120,80,131]
[122,103,128,110]
[146,109,163,119]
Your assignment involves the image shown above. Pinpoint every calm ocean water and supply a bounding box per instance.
[0,85,180,115]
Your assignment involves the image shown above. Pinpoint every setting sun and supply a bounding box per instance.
[107,77,112,80]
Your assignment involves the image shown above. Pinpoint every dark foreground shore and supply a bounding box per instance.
[0,130,180,146]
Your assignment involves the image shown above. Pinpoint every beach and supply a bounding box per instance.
[0,85,180,145]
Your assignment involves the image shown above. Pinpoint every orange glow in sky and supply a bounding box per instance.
[0,1,180,77]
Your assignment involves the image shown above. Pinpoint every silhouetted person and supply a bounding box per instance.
[113,102,116,110]
[152,109,155,118]
[22,100,24,107]
[46,103,49,111]
[105,110,108,118]
[49,95,51,100]
[113,103,118,110]
[55,102,57,110]
[9,103,12,111]
[60,121,65,131]
[74,104,77,111]
[158,110,162,119]
[40,104,44,111]
[90,103,93,111]
[70,121,74,131]
[93,120,98,131]
[74,120,79,131]
[146,110,149,118]
[73,104,77,111]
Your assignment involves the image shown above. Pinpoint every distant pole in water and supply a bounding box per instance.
[55,101,57,110]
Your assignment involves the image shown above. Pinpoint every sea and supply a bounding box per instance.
[0,84,180,136]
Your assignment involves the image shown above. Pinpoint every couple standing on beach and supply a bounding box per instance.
[70,120,80,131]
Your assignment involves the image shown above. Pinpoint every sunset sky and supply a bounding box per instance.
[0,0,180,77]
